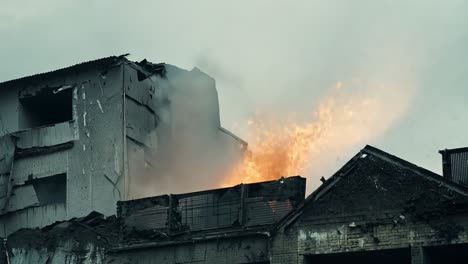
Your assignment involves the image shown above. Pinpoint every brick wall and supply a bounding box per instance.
[271,210,468,263]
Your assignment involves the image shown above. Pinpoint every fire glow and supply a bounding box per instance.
[221,81,412,188]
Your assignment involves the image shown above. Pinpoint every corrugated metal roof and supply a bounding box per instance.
[0,55,128,89]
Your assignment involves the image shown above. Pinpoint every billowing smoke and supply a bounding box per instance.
[131,33,421,197]
[128,64,245,198]
[194,40,422,194]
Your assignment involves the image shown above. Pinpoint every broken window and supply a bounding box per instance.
[31,174,66,206]
[19,87,73,129]
[4,174,67,212]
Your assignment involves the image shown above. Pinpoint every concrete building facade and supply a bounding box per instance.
[0,56,245,236]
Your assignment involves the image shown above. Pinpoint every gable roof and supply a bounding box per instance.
[278,145,468,229]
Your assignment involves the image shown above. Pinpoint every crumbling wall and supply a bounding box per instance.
[2,176,305,264]
[269,208,468,264]
[5,212,118,264]
[0,59,126,235]
[0,56,247,236]
[270,212,468,264]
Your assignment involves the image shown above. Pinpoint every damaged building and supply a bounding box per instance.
[2,56,468,263]
[0,55,246,236]
[6,176,307,263]
[4,145,468,263]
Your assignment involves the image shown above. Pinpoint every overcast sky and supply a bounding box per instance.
[1,0,467,182]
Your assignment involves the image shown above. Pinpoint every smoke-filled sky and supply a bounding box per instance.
[1,0,468,189]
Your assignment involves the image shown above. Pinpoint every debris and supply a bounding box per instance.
[83,112,87,127]
[53,85,73,94]
[96,100,104,113]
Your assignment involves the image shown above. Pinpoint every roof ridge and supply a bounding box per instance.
[274,148,365,230]
[363,145,468,196]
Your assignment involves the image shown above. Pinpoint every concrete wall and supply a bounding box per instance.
[69,65,125,217]
[0,63,125,235]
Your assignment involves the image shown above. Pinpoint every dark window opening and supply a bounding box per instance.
[304,248,410,264]
[20,88,73,129]
[31,174,66,206]
[425,243,468,264]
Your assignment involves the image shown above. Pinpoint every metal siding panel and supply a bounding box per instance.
[14,121,76,149]
[124,206,169,230]
[0,136,15,174]
[6,185,39,212]
[178,192,241,231]
[118,177,305,237]
[13,150,68,183]
[450,152,468,185]
[0,203,66,235]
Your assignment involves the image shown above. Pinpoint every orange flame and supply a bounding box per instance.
[221,102,332,186]
[221,81,412,188]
